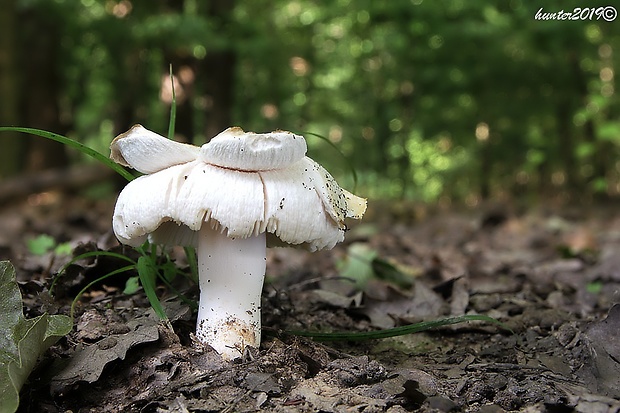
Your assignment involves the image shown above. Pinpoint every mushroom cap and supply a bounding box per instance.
[200,127,307,171]
[111,126,366,251]
[111,125,200,174]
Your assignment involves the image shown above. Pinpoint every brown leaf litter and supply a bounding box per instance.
[3,197,620,412]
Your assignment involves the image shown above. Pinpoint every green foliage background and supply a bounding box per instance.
[3,0,620,203]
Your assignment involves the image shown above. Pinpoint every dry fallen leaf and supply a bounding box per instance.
[583,304,620,398]
[361,282,447,329]
[51,316,160,392]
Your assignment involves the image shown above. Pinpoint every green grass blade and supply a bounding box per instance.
[70,264,136,317]
[0,127,136,182]
[183,246,198,283]
[51,250,136,294]
[287,314,511,342]
[136,256,168,321]
[301,131,359,191]
[167,64,177,140]
[156,269,198,311]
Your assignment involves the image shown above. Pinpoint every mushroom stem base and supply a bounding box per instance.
[196,224,266,360]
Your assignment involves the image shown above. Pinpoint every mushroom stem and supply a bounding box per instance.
[195,224,266,360]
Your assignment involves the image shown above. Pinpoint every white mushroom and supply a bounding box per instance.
[110,124,366,360]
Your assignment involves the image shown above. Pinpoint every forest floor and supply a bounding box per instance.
[2,192,620,413]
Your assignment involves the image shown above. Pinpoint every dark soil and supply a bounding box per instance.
[3,193,620,412]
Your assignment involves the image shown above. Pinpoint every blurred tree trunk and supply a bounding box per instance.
[199,0,236,139]
[0,0,26,178]
[557,102,578,191]
[114,51,142,136]
[478,139,491,200]
[21,10,68,172]
[570,51,607,194]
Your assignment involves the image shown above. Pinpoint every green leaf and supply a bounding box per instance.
[336,243,378,288]
[598,121,620,142]
[123,276,141,295]
[590,177,608,193]
[53,242,73,256]
[160,260,178,283]
[26,234,56,256]
[0,261,72,413]
[586,281,603,295]
[372,257,417,289]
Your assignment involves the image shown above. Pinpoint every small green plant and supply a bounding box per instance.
[51,242,197,321]
[586,280,603,295]
[27,234,72,256]
[0,261,72,413]
[336,242,418,290]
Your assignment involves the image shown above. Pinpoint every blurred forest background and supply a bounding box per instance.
[1,0,619,205]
